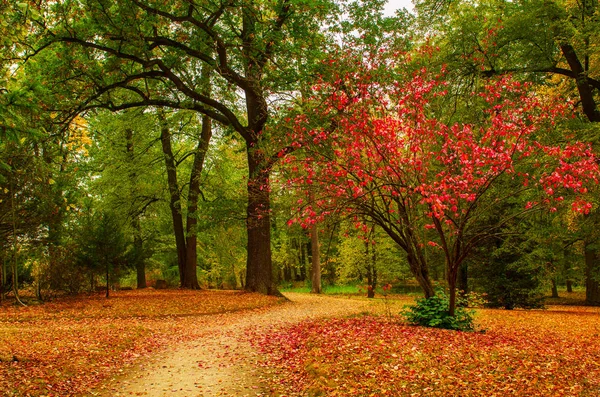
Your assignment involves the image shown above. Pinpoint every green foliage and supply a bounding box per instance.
[279,282,363,295]
[402,291,475,331]
[479,262,546,310]
[477,236,547,310]
[335,225,411,285]
[75,210,128,282]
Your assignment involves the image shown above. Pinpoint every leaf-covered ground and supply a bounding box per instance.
[0,290,280,397]
[4,290,599,397]
[253,304,600,396]
[96,292,376,397]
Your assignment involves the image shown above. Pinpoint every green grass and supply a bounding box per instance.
[279,284,311,293]
[279,283,362,295]
[279,282,425,296]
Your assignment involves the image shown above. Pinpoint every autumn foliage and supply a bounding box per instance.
[283,47,600,314]
[0,290,279,396]
[254,305,600,396]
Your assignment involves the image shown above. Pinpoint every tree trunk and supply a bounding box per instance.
[446,262,460,316]
[300,240,307,281]
[133,220,146,289]
[125,128,147,289]
[379,218,434,298]
[182,114,212,290]
[407,251,435,298]
[458,262,468,294]
[310,222,321,294]
[366,266,374,298]
[244,147,278,295]
[365,237,377,298]
[9,172,25,306]
[559,43,600,122]
[585,242,600,305]
[183,69,212,289]
[105,260,110,298]
[372,248,378,295]
[551,279,559,298]
[283,264,292,282]
[448,279,457,317]
[0,255,4,303]
[159,113,187,286]
[566,279,573,293]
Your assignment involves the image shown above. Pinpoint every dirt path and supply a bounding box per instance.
[93,293,377,397]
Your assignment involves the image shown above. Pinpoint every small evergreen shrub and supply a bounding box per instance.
[402,290,475,331]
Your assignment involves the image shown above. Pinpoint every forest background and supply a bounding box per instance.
[2,0,600,314]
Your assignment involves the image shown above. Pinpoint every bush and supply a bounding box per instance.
[39,245,89,295]
[402,291,475,331]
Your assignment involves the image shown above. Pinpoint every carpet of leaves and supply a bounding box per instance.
[0,289,280,397]
[254,304,600,396]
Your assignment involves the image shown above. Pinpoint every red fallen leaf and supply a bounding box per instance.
[0,289,280,397]
[253,307,600,396]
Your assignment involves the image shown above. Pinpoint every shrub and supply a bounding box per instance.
[402,291,475,331]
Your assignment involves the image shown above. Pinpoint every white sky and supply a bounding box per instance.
[383,0,415,14]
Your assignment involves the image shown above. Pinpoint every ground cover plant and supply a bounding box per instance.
[253,303,600,396]
[0,290,280,397]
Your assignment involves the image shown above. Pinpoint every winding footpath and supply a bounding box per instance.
[92,293,377,397]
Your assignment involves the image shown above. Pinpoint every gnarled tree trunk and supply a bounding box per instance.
[245,146,277,295]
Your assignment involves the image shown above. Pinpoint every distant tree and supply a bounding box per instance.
[76,210,128,298]
[476,235,548,310]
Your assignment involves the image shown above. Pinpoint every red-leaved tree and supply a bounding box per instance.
[282,47,600,316]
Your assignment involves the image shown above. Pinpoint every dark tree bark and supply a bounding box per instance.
[244,148,276,294]
[105,259,110,298]
[585,243,600,305]
[366,267,375,298]
[283,264,292,282]
[447,268,458,317]
[365,239,377,299]
[159,110,212,289]
[183,115,212,289]
[458,262,468,294]
[0,256,4,303]
[159,115,187,287]
[551,279,559,298]
[406,250,435,298]
[374,211,435,298]
[566,279,573,293]
[559,43,600,122]
[9,171,25,306]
